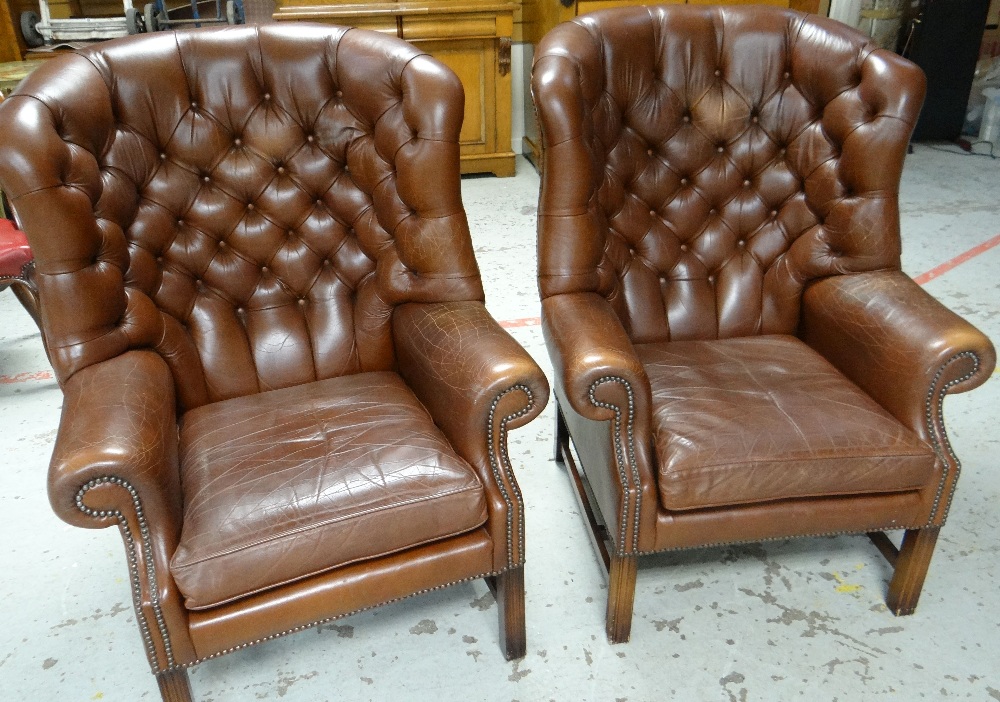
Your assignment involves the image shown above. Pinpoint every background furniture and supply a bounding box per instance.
[0,24,547,701]
[274,0,518,176]
[0,217,40,326]
[533,4,996,643]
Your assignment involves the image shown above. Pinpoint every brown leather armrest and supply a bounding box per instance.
[801,270,996,437]
[393,300,549,466]
[49,349,182,533]
[542,292,652,425]
[394,301,549,569]
[48,349,196,668]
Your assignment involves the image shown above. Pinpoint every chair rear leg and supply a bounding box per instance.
[489,567,526,660]
[156,668,193,702]
[887,527,940,616]
[606,553,637,644]
[554,403,568,464]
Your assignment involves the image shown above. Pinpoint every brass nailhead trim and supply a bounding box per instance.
[927,351,981,523]
[161,567,514,672]
[487,384,535,568]
[75,476,173,673]
[589,376,641,554]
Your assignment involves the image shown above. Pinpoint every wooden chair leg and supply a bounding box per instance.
[487,567,526,660]
[887,527,940,616]
[606,553,637,644]
[156,668,193,702]
[554,403,568,464]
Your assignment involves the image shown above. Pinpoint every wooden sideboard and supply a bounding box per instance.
[275,0,518,177]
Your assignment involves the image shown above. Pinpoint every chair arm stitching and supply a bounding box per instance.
[927,350,981,523]
[75,476,173,673]
[487,384,535,568]
[589,375,640,554]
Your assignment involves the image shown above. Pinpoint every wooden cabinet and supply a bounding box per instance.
[275,0,517,177]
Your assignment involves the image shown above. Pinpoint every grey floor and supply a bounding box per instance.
[1,147,998,701]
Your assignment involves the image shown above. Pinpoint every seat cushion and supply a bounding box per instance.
[635,335,937,512]
[171,371,488,610]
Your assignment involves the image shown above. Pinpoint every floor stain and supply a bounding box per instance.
[467,649,482,662]
[673,579,704,592]
[469,592,495,611]
[508,660,531,682]
[409,619,438,635]
[652,617,683,633]
[275,671,318,697]
[462,635,477,644]
[583,648,593,666]
[318,624,354,638]
[42,658,57,670]
[720,672,747,702]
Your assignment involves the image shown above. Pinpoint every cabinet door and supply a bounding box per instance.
[413,36,515,176]
[417,38,495,155]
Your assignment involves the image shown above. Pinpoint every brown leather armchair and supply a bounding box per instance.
[0,25,548,701]
[532,5,996,644]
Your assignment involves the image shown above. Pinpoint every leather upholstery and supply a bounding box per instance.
[533,4,996,638]
[535,5,919,341]
[636,336,936,511]
[173,371,488,610]
[0,24,548,690]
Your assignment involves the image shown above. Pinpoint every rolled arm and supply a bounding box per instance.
[542,292,657,554]
[393,301,549,569]
[801,270,996,438]
[49,349,196,670]
[542,292,652,425]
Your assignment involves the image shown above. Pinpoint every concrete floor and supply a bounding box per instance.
[0,147,998,701]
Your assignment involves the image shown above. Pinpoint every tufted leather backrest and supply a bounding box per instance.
[0,25,483,411]
[533,5,925,342]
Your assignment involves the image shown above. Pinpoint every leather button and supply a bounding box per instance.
[159,152,167,160]
[717,146,724,153]
[307,135,315,143]
[336,90,343,98]
[751,116,759,124]
[176,219,184,226]
[277,166,286,175]
[680,178,689,186]
[658,275,666,283]
[203,175,210,183]
[682,115,691,123]
[190,101,197,109]
[743,179,751,187]
[246,203,255,211]
[680,244,688,252]
[261,266,269,274]
[263,93,271,101]
[709,208,717,215]
[297,298,306,306]
[234,138,242,147]
[737,239,746,247]
[770,210,778,218]
[784,71,791,79]
[649,210,656,217]
[237,307,244,314]
[647,148,654,156]
[714,69,721,77]
[218,241,227,249]
[707,275,715,283]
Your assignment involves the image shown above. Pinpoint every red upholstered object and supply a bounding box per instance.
[0,218,32,279]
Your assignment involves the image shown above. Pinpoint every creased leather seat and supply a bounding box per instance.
[532,4,996,644]
[0,24,547,702]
